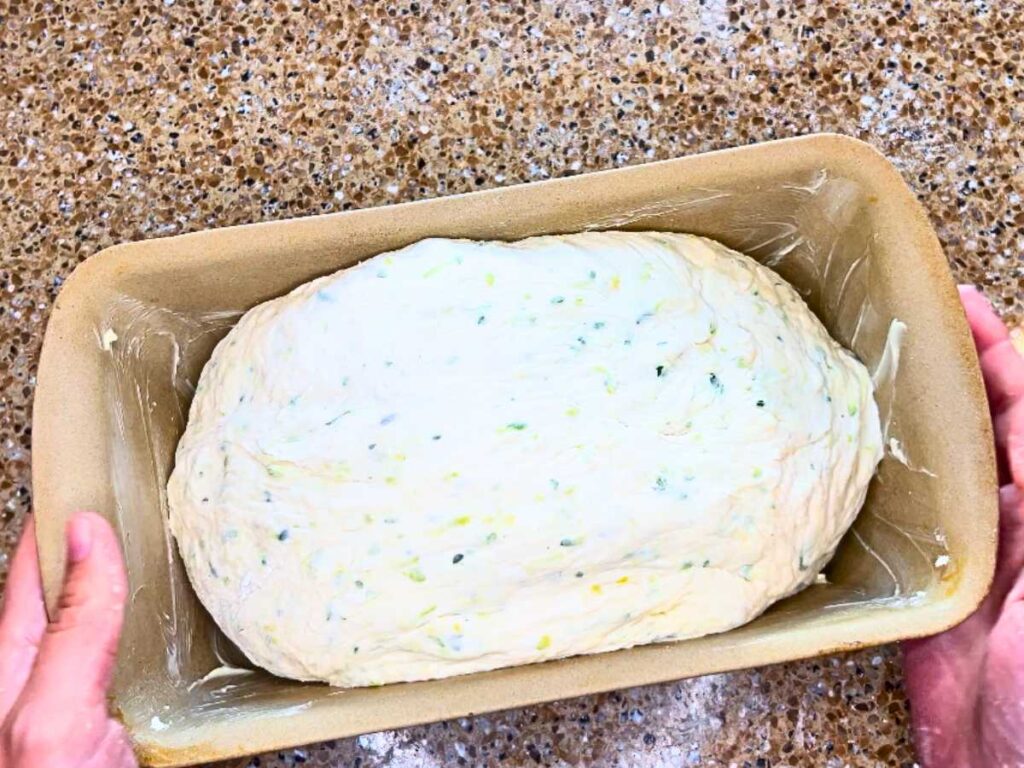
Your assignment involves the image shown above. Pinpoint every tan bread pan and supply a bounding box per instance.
[32,134,997,766]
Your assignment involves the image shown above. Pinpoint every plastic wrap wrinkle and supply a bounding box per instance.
[887,438,938,478]
[849,529,905,598]
[92,166,953,742]
[581,188,733,231]
[871,320,937,475]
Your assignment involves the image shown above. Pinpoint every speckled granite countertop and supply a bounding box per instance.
[1,1,1022,766]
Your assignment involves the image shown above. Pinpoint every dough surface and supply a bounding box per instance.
[168,231,882,687]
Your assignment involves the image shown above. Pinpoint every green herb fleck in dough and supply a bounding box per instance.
[325,410,351,426]
[405,568,426,583]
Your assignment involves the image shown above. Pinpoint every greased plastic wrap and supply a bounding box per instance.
[34,137,994,766]
[100,169,937,736]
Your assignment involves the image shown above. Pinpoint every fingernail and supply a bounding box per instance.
[67,512,94,563]
[957,284,978,293]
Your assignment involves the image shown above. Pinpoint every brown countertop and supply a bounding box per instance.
[1,1,1021,766]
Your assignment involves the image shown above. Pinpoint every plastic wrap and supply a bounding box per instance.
[31,135,994,766]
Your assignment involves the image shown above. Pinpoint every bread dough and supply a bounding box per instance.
[168,231,882,687]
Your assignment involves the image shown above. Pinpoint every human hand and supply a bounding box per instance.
[0,512,135,768]
[903,286,1024,767]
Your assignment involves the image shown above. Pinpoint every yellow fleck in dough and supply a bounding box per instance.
[167,232,882,688]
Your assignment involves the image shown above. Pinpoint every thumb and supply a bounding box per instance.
[20,511,128,708]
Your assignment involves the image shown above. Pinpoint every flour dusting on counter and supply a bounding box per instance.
[167,231,883,687]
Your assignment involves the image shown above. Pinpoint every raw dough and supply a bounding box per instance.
[168,231,882,687]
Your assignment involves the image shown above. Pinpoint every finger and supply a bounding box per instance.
[980,598,1024,760]
[20,512,128,709]
[993,398,1024,489]
[902,626,981,767]
[959,286,1024,487]
[959,286,1024,410]
[990,485,1024,604]
[1003,484,1024,604]
[959,286,1013,350]
[80,721,137,768]
[0,517,47,716]
[0,518,47,640]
